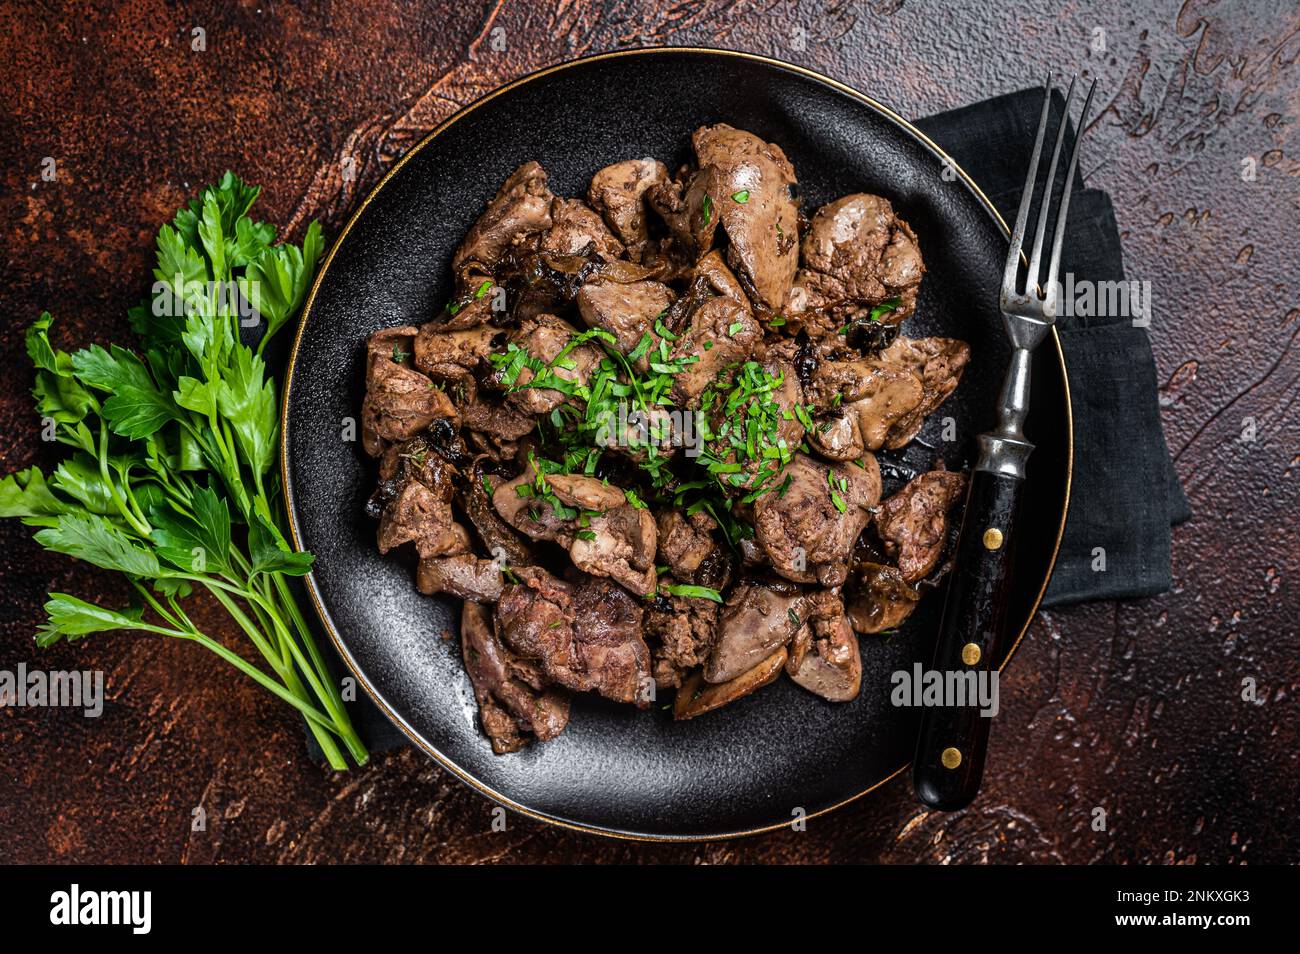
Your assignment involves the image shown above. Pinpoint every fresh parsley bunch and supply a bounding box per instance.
[0,173,366,769]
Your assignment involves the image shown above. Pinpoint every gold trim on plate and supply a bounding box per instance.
[279,46,1073,842]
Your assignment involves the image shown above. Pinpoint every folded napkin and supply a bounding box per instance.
[917,88,1189,606]
[306,86,1190,760]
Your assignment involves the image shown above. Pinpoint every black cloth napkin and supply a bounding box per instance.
[307,86,1190,760]
[917,89,1189,606]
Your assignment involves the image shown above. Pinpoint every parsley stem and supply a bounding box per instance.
[165,593,194,630]
[97,421,151,536]
[132,580,343,760]
[182,629,339,736]
[119,472,152,530]
[189,565,362,763]
[149,456,195,514]
[204,578,348,768]
[268,573,366,765]
[131,581,186,632]
[259,579,363,758]
[202,583,291,678]
[245,573,291,668]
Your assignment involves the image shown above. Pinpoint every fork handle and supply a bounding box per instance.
[912,465,1023,811]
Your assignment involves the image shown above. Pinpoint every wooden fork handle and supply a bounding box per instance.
[912,467,1023,811]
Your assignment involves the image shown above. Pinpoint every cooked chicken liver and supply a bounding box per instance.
[845,562,920,634]
[495,567,652,706]
[878,335,971,449]
[541,197,625,260]
[461,602,570,754]
[706,577,805,683]
[363,125,971,751]
[372,440,471,560]
[645,584,719,689]
[576,279,673,370]
[787,193,924,335]
[656,510,718,579]
[502,313,599,415]
[413,324,499,383]
[876,467,968,582]
[646,165,719,258]
[453,161,554,271]
[417,554,505,603]
[675,647,788,720]
[752,453,882,587]
[588,158,669,249]
[361,327,457,457]
[691,124,800,310]
[786,590,862,702]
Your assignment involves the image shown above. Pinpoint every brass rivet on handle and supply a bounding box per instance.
[961,642,982,666]
[941,747,963,770]
[982,527,1004,550]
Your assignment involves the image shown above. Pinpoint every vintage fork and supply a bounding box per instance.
[913,74,1097,810]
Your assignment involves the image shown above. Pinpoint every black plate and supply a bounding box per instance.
[282,48,1071,840]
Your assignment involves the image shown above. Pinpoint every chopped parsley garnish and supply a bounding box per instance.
[869,297,903,322]
[391,346,409,363]
[827,468,849,513]
[660,582,723,603]
[701,194,712,226]
[653,316,679,342]
[693,361,798,502]
[627,333,656,362]
[731,190,750,203]
[484,318,803,558]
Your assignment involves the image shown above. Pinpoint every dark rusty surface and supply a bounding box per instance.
[1,0,1296,864]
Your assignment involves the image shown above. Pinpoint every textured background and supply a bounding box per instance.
[1,0,1296,863]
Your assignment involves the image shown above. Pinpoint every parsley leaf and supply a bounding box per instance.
[249,513,314,576]
[149,486,232,574]
[34,512,162,577]
[869,297,903,322]
[216,346,278,477]
[37,594,148,646]
[0,466,71,525]
[660,583,723,603]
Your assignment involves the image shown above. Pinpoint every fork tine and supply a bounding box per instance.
[1026,75,1077,293]
[1045,78,1098,294]
[1003,73,1054,297]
